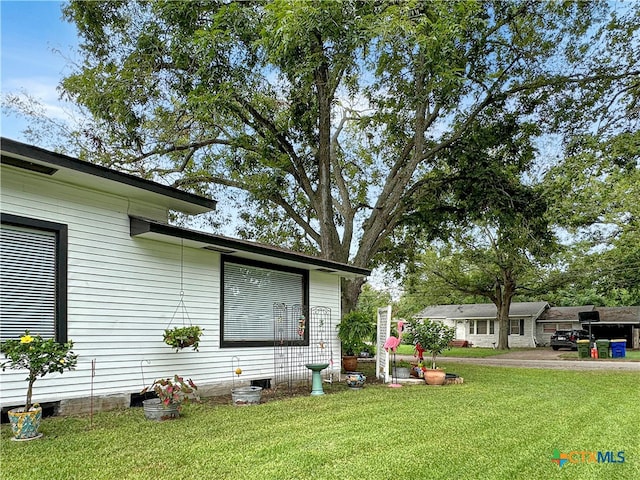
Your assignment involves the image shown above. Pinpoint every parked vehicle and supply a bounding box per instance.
[550,329,591,350]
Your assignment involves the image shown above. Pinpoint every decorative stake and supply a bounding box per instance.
[90,359,96,429]
[232,356,242,387]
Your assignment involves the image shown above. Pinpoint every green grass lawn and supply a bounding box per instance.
[2,363,638,480]
[395,344,509,357]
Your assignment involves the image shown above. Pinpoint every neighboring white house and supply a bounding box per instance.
[0,138,370,414]
[414,302,549,348]
[416,302,640,349]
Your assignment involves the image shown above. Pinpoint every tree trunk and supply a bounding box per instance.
[341,277,366,316]
[495,270,516,350]
[26,376,35,411]
[496,300,511,350]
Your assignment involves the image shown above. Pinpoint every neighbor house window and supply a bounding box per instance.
[543,324,556,333]
[0,214,67,342]
[470,320,495,335]
[510,319,525,336]
[221,257,308,347]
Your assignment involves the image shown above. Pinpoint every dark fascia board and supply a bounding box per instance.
[130,216,371,278]
[1,137,216,212]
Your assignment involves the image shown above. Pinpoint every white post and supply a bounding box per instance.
[376,305,392,383]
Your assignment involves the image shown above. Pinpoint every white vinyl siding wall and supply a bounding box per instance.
[0,166,345,407]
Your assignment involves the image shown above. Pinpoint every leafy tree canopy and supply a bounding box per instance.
[542,131,640,305]
[8,0,639,312]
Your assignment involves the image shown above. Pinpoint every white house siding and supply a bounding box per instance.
[308,271,342,370]
[1,167,345,408]
[508,318,536,348]
[468,332,495,348]
[466,318,536,348]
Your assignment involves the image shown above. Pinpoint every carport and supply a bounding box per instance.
[580,307,640,349]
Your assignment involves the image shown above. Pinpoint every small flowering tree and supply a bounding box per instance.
[407,320,456,370]
[0,330,78,411]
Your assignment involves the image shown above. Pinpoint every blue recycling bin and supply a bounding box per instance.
[610,339,627,358]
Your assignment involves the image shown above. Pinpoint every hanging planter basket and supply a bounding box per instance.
[163,326,203,352]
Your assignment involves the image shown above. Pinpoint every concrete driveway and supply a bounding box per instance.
[400,348,640,371]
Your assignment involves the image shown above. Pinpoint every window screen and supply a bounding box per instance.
[222,259,307,346]
[1,224,57,341]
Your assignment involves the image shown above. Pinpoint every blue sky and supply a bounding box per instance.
[1,1,79,140]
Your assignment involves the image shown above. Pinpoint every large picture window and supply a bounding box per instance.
[221,257,308,347]
[0,214,67,342]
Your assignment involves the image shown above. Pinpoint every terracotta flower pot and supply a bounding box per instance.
[423,369,446,385]
[342,355,358,372]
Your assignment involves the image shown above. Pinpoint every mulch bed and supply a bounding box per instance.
[203,362,383,406]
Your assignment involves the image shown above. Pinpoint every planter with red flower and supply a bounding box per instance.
[141,374,199,420]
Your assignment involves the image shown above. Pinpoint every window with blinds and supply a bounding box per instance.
[222,258,308,347]
[0,215,67,342]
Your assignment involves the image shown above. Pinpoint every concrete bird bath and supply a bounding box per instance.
[305,363,330,396]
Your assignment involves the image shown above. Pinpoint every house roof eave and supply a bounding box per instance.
[130,216,371,279]
[1,137,216,215]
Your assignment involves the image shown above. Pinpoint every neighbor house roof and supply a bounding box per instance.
[537,306,596,322]
[1,137,216,215]
[594,306,640,325]
[519,305,640,325]
[415,301,549,320]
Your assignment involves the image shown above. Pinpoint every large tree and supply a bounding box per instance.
[396,111,557,349]
[26,1,640,312]
[543,131,640,306]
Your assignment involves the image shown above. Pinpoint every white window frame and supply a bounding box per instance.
[470,320,495,335]
[510,318,525,336]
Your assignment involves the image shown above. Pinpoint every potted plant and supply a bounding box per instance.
[392,359,412,379]
[140,374,199,420]
[336,311,376,372]
[0,330,78,440]
[163,325,203,351]
[407,320,455,385]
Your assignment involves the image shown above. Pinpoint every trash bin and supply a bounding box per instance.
[610,339,627,358]
[595,339,610,359]
[577,339,590,359]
